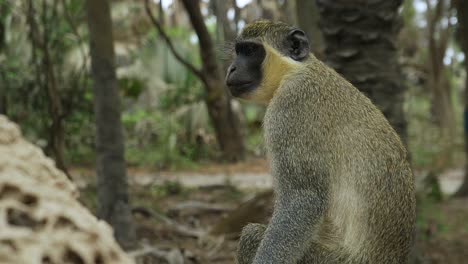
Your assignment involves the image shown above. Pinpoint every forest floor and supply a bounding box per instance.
[72,159,468,264]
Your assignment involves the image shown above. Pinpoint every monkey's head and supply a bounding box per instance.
[226,20,310,104]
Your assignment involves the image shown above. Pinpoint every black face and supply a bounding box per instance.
[225,27,310,98]
[225,41,266,97]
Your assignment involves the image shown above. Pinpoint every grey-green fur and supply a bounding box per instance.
[237,20,295,55]
[235,21,416,264]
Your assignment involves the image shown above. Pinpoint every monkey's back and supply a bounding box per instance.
[264,58,416,263]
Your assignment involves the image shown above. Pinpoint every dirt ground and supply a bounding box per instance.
[73,159,468,264]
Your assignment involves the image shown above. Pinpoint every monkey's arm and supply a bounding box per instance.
[252,80,331,263]
[251,187,327,264]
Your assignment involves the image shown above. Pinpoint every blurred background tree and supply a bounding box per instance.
[145,0,245,162]
[453,0,468,197]
[86,0,135,248]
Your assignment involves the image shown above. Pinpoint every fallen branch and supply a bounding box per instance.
[132,206,206,238]
[129,244,167,259]
[170,201,234,213]
[129,244,184,264]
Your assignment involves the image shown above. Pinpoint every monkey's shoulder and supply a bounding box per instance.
[264,72,367,130]
[264,73,405,161]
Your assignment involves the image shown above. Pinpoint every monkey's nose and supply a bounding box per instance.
[228,65,236,74]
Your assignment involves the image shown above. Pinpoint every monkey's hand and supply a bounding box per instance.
[251,190,325,264]
[237,223,267,264]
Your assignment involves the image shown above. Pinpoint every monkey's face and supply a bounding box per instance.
[226,20,310,104]
[226,41,266,98]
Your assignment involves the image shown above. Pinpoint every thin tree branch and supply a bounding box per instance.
[144,0,204,81]
[59,0,89,120]
[232,0,240,34]
[181,0,219,76]
[26,0,42,86]
[129,244,183,262]
[132,206,206,238]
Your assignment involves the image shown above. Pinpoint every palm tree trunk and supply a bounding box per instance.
[317,0,408,145]
[296,0,325,58]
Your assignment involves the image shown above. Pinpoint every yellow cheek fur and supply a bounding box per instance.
[245,44,299,104]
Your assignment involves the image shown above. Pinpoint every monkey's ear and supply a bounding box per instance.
[286,29,309,61]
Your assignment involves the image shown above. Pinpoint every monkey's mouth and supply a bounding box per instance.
[227,82,256,97]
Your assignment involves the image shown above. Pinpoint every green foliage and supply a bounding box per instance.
[2,1,218,168]
[65,105,95,164]
[141,27,204,109]
[407,94,464,169]
[122,109,204,169]
[245,128,263,155]
[115,26,216,169]
[416,199,437,240]
[419,171,444,202]
[158,70,203,110]
[415,197,458,241]
[401,0,416,24]
[62,67,95,164]
[1,0,95,166]
[119,77,145,99]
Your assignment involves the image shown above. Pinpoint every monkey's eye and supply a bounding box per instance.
[236,42,259,56]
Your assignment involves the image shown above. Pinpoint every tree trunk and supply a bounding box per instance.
[316,0,408,145]
[85,0,135,248]
[181,0,245,162]
[43,29,68,176]
[454,0,468,197]
[0,1,7,115]
[296,0,325,58]
[426,0,454,133]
